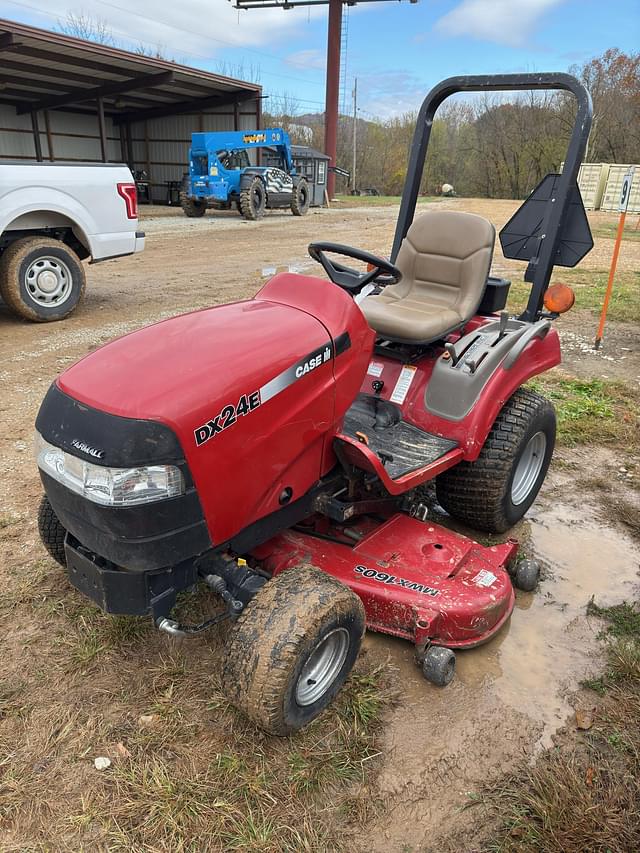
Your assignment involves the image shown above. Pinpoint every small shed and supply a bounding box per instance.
[291,145,330,207]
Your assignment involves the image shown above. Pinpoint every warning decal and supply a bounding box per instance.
[390,365,417,404]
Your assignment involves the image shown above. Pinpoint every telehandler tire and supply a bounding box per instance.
[179,193,206,218]
[221,566,365,735]
[239,176,266,220]
[291,179,310,216]
[436,388,555,533]
[0,237,86,322]
[37,495,67,568]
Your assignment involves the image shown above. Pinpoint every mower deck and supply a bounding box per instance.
[253,513,518,652]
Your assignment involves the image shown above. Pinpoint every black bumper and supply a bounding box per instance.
[37,383,211,572]
[65,536,197,617]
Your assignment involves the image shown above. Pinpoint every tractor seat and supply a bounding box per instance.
[361,210,495,344]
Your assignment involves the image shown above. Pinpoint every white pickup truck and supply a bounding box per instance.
[0,162,144,322]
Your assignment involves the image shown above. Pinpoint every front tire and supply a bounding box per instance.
[179,193,206,218]
[436,388,556,533]
[239,177,266,220]
[37,495,67,568]
[221,566,365,735]
[291,179,310,216]
[0,237,86,322]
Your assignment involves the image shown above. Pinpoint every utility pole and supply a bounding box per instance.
[324,0,342,199]
[351,77,357,194]
[231,1,418,200]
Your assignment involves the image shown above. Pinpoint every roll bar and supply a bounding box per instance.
[392,73,593,322]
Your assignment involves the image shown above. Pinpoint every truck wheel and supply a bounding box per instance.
[0,237,86,322]
[291,180,310,216]
[239,177,266,220]
[179,192,206,218]
[221,566,365,735]
[37,495,67,568]
[436,388,555,533]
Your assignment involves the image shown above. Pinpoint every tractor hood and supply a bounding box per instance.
[55,296,332,431]
[36,273,375,549]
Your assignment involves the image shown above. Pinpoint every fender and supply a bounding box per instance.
[239,169,267,191]
[354,322,561,466]
[0,186,94,255]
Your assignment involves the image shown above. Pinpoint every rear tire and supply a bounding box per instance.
[436,388,555,533]
[0,237,86,322]
[221,566,365,735]
[291,179,310,216]
[37,495,67,568]
[179,193,206,218]
[239,177,266,220]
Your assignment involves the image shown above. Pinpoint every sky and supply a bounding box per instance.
[1,0,638,118]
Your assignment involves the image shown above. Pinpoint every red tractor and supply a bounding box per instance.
[35,74,593,734]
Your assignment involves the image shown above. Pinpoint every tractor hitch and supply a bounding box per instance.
[156,572,245,638]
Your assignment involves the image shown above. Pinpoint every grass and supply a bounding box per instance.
[591,219,640,243]
[527,372,640,448]
[333,194,441,207]
[476,599,640,852]
[507,268,640,323]
[0,554,396,853]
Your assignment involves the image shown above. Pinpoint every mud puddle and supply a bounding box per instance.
[359,496,640,852]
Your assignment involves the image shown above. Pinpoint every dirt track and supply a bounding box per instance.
[1,198,639,851]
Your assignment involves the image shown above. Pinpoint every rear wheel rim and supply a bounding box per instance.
[295,627,349,706]
[24,256,73,307]
[511,431,547,505]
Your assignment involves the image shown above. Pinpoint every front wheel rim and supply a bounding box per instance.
[295,627,350,706]
[511,431,547,505]
[24,256,73,307]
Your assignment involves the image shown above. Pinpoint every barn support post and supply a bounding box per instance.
[233,100,239,131]
[44,110,54,160]
[97,97,108,162]
[324,0,342,200]
[119,123,127,162]
[30,110,43,161]
[125,121,134,169]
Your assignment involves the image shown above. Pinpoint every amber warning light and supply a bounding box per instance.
[544,283,575,314]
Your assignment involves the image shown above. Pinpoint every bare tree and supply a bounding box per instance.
[58,12,115,45]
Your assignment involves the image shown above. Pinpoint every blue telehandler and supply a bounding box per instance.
[180,127,310,220]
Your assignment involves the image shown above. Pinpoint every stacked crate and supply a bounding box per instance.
[600,165,640,213]
[576,163,610,210]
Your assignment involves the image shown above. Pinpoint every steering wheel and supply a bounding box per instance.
[308,242,402,293]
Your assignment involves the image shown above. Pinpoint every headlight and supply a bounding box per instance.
[35,433,184,507]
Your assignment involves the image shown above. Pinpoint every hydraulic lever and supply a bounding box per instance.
[444,342,460,366]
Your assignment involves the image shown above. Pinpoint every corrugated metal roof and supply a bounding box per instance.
[0,18,261,120]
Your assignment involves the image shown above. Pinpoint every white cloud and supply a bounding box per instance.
[358,71,428,119]
[435,0,565,48]
[5,0,324,64]
[285,49,326,71]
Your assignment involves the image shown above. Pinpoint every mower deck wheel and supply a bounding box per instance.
[513,558,540,592]
[422,646,456,686]
[221,566,365,735]
[37,495,67,568]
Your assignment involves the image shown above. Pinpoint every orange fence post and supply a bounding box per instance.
[595,166,635,349]
[595,210,626,349]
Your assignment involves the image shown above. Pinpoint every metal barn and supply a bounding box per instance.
[0,18,262,203]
